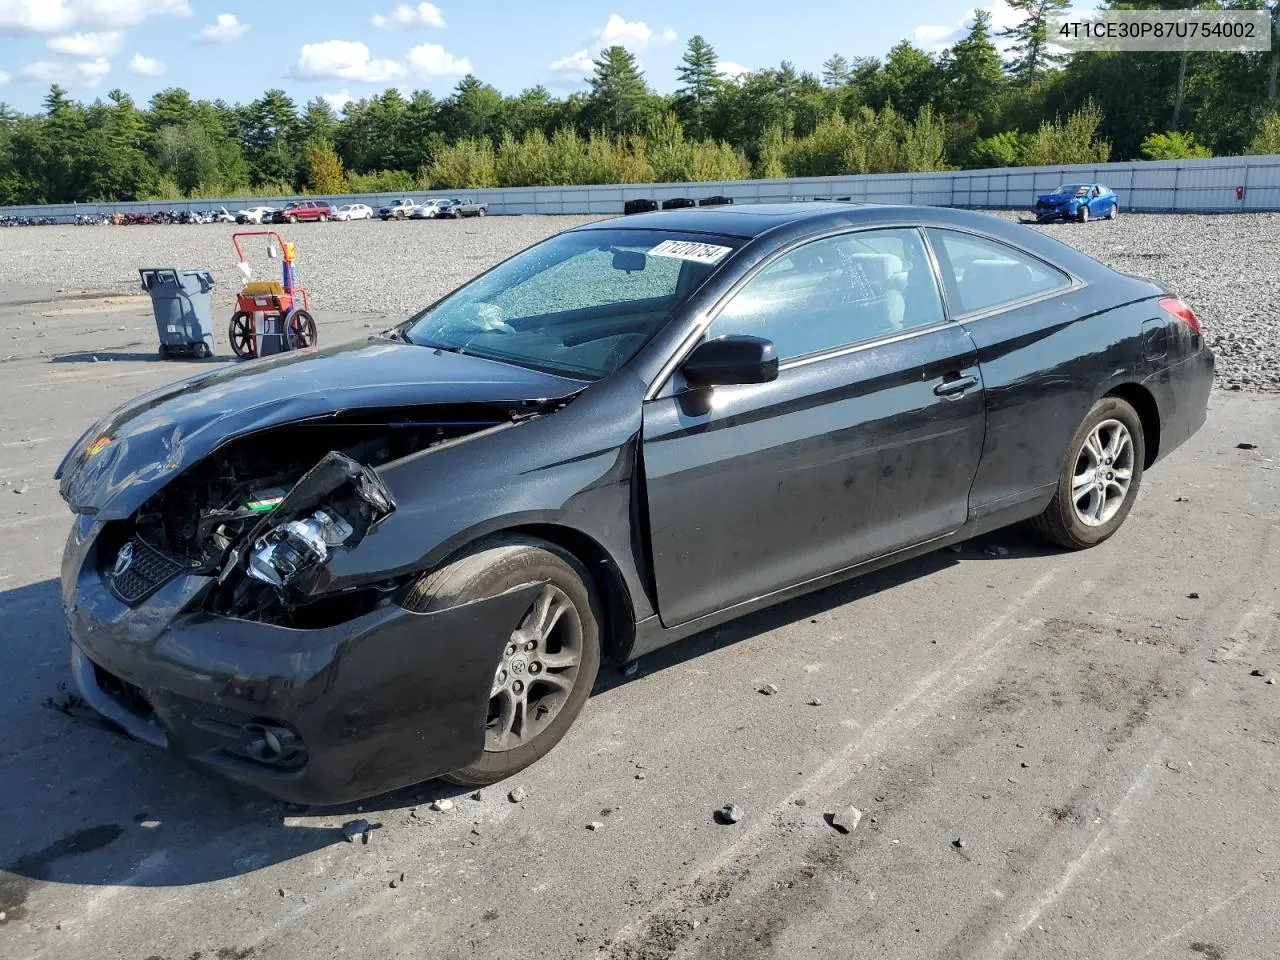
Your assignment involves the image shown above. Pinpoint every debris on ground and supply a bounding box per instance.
[807,696,823,706]
[947,543,963,553]
[1250,668,1265,677]
[429,798,454,812]
[586,821,604,831]
[795,798,807,807]
[716,804,744,824]
[953,837,968,849]
[1188,592,1200,599]
[13,482,28,495]
[829,806,863,834]
[1237,442,1258,450]
[634,772,646,780]
[984,545,1010,557]
[759,683,779,696]
[1175,496,1190,502]
[621,662,638,677]
[470,790,483,801]
[342,819,371,843]
[508,787,527,804]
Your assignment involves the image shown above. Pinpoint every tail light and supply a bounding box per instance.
[1159,296,1201,335]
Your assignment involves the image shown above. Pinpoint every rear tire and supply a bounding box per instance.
[403,535,603,787]
[1030,396,1145,550]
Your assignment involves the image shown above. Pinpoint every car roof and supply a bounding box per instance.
[571,201,1111,279]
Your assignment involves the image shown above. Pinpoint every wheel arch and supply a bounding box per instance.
[1104,382,1160,468]
[420,520,638,664]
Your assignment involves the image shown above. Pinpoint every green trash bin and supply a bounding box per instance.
[139,268,216,359]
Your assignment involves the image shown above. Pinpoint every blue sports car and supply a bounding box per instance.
[1032,182,1118,223]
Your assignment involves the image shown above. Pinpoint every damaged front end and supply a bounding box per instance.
[90,404,538,628]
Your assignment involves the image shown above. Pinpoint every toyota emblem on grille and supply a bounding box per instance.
[113,542,134,577]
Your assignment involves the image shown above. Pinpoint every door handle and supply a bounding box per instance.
[934,374,979,398]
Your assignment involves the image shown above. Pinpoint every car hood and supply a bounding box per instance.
[55,338,587,517]
[1037,192,1083,204]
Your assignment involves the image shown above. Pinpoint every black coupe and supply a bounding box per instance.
[56,203,1214,803]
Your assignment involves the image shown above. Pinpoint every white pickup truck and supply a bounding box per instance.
[378,198,419,220]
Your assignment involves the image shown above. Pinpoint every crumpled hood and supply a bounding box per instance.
[1036,192,1082,205]
[55,337,585,518]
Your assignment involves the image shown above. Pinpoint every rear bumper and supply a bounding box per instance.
[62,516,535,805]
[1144,345,1215,465]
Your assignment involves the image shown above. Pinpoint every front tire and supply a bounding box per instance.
[1077,205,1089,223]
[403,536,603,786]
[1107,204,1117,220]
[1030,396,1145,549]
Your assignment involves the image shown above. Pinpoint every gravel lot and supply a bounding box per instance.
[0,210,1278,960]
[0,210,1277,391]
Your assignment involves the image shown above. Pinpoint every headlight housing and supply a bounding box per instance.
[247,509,355,587]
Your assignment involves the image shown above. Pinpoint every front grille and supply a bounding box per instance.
[107,537,187,604]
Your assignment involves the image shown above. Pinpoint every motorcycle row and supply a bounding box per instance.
[1,208,238,227]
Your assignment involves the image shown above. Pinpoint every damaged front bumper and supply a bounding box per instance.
[63,515,537,805]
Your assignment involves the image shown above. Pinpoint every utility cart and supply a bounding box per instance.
[228,230,318,360]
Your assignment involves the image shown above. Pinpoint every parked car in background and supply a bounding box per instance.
[56,203,1212,803]
[379,198,419,220]
[662,197,696,210]
[624,198,659,215]
[273,200,333,223]
[234,206,276,225]
[410,199,449,220]
[334,203,373,221]
[1033,183,1118,223]
[440,198,487,219]
[698,196,734,207]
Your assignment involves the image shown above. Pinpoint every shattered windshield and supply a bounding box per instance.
[401,228,741,380]
[1056,184,1089,195]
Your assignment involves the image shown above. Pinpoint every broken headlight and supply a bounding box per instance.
[247,509,354,587]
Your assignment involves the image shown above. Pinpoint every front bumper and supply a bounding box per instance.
[61,515,536,805]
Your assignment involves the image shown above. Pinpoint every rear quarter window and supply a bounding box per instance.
[928,229,1071,316]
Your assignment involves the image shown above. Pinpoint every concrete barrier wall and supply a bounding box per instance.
[3,155,1277,223]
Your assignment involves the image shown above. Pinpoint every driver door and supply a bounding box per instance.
[640,227,987,628]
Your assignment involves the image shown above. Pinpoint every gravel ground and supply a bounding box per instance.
[0,210,1276,393]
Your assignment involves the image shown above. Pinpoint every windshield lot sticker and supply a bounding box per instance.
[648,240,733,264]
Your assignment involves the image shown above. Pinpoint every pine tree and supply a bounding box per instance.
[677,35,722,108]
[943,11,1004,121]
[822,54,851,88]
[588,45,649,134]
[999,0,1071,84]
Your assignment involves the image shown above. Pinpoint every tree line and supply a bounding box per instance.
[2,0,1279,204]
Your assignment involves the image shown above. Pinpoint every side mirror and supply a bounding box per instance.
[682,335,778,388]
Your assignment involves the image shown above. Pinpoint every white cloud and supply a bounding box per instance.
[47,30,121,56]
[716,60,748,79]
[322,90,354,112]
[0,70,10,85]
[406,41,470,77]
[371,2,444,30]
[548,48,593,80]
[1,0,191,33]
[129,52,164,75]
[199,12,246,42]
[18,56,111,87]
[294,40,406,83]
[914,1,1090,54]
[550,13,676,79]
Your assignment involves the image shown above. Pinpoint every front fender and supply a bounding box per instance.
[321,373,655,620]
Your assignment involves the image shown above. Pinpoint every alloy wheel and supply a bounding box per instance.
[486,584,583,751]
[1071,419,1134,526]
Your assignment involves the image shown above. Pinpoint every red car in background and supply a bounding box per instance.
[272,200,332,223]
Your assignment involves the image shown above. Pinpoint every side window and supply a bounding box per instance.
[928,229,1070,316]
[712,228,946,361]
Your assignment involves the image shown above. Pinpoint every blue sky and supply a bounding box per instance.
[0,1,1069,113]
